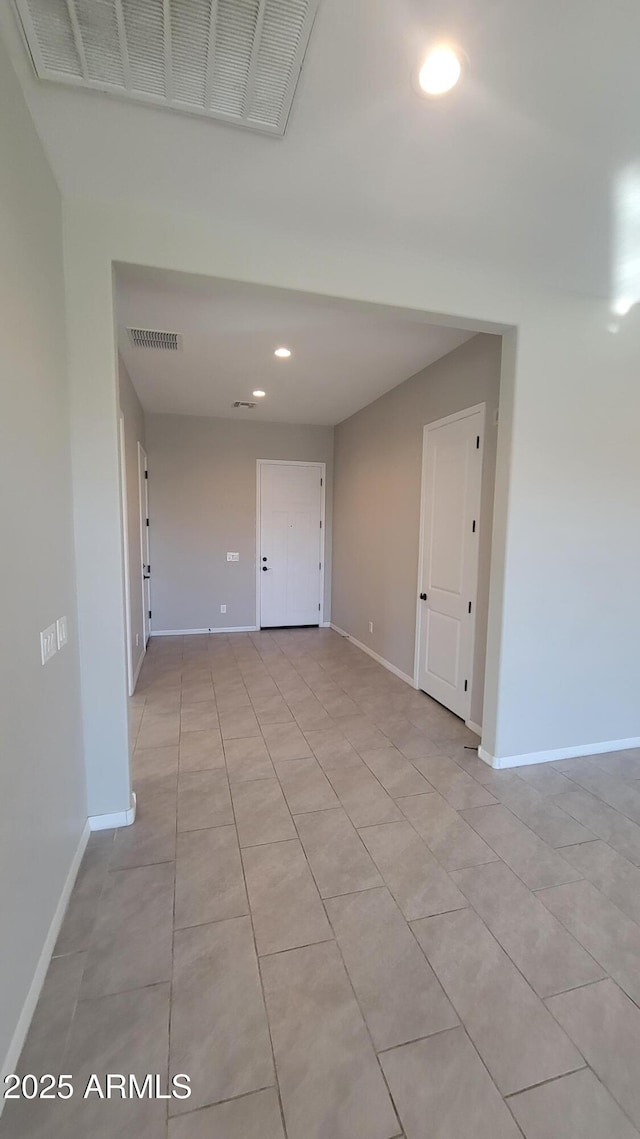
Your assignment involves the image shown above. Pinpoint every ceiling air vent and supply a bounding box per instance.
[128,328,182,350]
[233,400,256,408]
[13,0,320,135]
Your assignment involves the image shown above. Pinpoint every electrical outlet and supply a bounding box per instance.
[40,624,57,665]
[369,621,374,634]
[56,615,68,650]
[226,552,239,562]
[220,604,227,614]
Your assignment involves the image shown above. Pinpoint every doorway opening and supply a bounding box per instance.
[112,263,510,777]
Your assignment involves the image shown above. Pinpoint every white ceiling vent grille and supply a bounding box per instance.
[14,0,320,135]
[128,328,182,350]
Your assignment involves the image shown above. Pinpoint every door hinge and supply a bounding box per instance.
[464,679,468,692]
[319,519,322,528]
[468,601,472,614]
[320,477,323,487]
[144,469,148,478]
[319,561,322,571]
[472,519,476,533]
[148,610,152,619]
[476,435,480,449]
[318,603,321,611]
[146,517,150,527]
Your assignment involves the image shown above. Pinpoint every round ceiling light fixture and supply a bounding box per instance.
[612,297,634,317]
[417,44,463,96]
[253,389,266,398]
[274,347,291,358]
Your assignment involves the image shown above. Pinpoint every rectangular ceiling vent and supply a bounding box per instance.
[128,328,182,350]
[233,400,256,408]
[14,0,320,135]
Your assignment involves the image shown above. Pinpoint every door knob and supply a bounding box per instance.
[419,592,427,600]
[262,566,269,571]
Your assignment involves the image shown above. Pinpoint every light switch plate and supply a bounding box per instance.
[226,552,239,562]
[56,615,68,649]
[220,604,227,613]
[41,624,57,665]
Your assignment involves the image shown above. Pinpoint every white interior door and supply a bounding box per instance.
[417,406,484,719]
[119,414,134,694]
[138,443,151,645]
[259,461,324,628]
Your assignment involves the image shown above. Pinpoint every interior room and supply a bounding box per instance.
[115,266,501,736]
[2,1,640,1137]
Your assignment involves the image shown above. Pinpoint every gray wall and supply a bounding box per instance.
[0,37,86,1073]
[146,414,334,631]
[118,357,146,686]
[332,333,502,728]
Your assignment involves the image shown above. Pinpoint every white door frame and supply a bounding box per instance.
[413,403,486,727]
[118,413,134,695]
[138,442,150,645]
[256,459,326,629]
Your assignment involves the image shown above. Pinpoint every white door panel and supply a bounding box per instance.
[138,443,150,645]
[417,408,483,719]
[425,610,461,687]
[259,462,323,627]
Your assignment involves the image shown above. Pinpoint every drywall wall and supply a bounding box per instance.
[118,356,146,687]
[0,37,86,1077]
[62,197,640,776]
[64,263,130,817]
[332,334,501,728]
[145,414,333,631]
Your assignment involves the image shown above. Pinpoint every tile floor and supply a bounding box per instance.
[4,628,640,1137]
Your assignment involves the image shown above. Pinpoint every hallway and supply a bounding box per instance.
[4,629,640,1137]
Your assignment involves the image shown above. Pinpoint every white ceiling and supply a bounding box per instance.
[115,266,474,424]
[3,0,640,298]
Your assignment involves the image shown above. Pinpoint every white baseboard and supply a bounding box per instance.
[330,623,416,688]
[479,735,640,770]
[465,720,483,738]
[150,626,259,636]
[0,820,90,1102]
[89,791,137,831]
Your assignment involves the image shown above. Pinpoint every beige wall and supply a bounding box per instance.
[0,37,86,1075]
[118,356,146,687]
[332,333,502,728]
[146,414,334,632]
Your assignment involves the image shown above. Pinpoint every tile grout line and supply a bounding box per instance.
[223,681,290,1139]
[318,887,404,1139]
[166,637,183,1130]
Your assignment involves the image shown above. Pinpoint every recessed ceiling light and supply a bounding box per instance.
[418,45,462,96]
[253,390,266,398]
[274,347,291,358]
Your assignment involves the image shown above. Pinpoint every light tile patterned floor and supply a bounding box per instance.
[4,628,640,1137]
